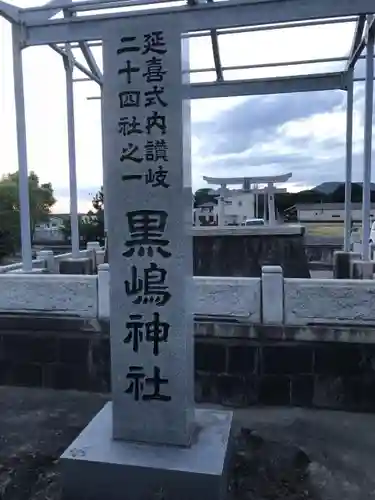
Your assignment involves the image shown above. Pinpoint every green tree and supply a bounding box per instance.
[0,171,56,261]
[91,187,105,233]
[194,188,219,208]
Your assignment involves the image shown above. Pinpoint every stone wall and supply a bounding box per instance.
[1,315,375,412]
[195,337,375,410]
[193,227,310,278]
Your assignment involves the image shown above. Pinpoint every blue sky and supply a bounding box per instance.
[0,4,374,212]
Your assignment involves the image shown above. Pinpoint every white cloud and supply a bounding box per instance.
[0,5,368,213]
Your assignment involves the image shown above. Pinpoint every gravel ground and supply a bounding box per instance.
[1,388,375,500]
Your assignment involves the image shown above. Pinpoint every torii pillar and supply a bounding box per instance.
[267,183,276,225]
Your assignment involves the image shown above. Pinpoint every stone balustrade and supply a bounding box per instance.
[0,264,375,328]
[0,242,105,274]
[1,265,375,413]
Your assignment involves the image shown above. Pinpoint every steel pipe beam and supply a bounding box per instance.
[23,0,375,46]
[64,44,80,259]
[188,72,345,99]
[12,25,33,271]
[346,14,366,71]
[0,0,19,23]
[188,15,358,38]
[52,16,358,44]
[22,0,71,23]
[205,0,223,82]
[49,44,102,84]
[188,55,350,75]
[86,72,346,100]
[22,0,181,15]
[347,16,375,71]
[361,23,374,260]
[78,41,103,82]
[371,15,375,34]
[87,71,375,100]
[344,69,354,252]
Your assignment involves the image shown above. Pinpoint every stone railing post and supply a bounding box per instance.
[351,260,374,280]
[261,265,284,324]
[333,251,362,279]
[86,241,100,271]
[96,249,106,266]
[87,241,101,252]
[97,263,109,320]
[36,250,55,273]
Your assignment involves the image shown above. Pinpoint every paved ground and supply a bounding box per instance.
[233,407,375,500]
[0,388,107,500]
[1,387,375,499]
[305,235,343,247]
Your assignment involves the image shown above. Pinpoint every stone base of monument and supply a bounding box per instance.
[61,402,233,500]
[59,257,93,275]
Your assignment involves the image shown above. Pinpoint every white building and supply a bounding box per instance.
[34,215,67,242]
[194,190,256,226]
[33,213,99,242]
[293,203,375,223]
[220,190,256,225]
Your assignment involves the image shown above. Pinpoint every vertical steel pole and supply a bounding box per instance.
[361,22,374,260]
[267,183,276,225]
[100,92,109,238]
[12,25,33,271]
[344,70,354,252]
[64,44,80,258]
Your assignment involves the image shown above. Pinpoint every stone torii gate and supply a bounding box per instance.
[203,173,292,226]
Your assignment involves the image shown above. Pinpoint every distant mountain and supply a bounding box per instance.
[313,182,341,194]
[313,182,375,195]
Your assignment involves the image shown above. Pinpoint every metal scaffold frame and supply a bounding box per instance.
[0,0,374,269]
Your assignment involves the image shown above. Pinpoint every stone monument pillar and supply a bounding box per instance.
[60,22,233,500]
[103,25,194,445]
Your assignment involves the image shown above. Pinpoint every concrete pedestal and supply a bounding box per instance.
[61,403,233,500]
[59,258,93,275]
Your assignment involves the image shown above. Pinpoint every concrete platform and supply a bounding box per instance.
[61,403,233,500]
